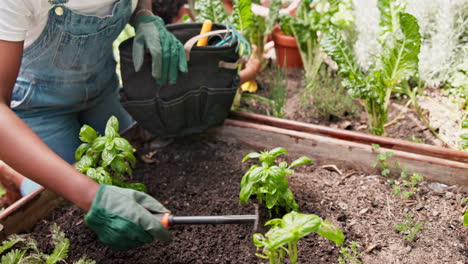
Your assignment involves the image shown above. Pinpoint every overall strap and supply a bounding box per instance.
[48,0,68,5]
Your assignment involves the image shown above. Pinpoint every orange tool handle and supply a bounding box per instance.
[196,20,213,47]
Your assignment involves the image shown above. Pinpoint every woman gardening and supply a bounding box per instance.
[0,0,260,251]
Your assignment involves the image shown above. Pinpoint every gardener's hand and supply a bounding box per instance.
[133,14,188,84]
[84,184,171,250]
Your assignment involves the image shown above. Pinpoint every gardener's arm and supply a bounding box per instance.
[0,40,171,250]
[0,40,99,211]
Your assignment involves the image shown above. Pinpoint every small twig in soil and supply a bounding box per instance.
[337,171,357,185]
[364,243,381,254]
[322,165,343,175]
[141,150,158,164]
[386,195,395,219]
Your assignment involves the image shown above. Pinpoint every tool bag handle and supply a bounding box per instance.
[183,29,241,70]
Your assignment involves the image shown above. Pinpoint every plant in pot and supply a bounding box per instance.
[278,0,354,95]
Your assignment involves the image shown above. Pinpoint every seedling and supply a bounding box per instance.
[253,211,345,264]
[239,147,312,216]
[392,169,424,199]
[74,116,146,192]
[338,241,363,264]
[371,144,394,178]
[395,212,424,242]
[0,224,95,264]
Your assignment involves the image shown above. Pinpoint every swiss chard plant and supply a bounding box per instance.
[239,147,312,216]
[74,116,146,193]
[280,0,354,99]
[0,224,95,264]
[253,211,345,264]
[321,0,421,135]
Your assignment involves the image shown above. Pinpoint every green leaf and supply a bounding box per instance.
[105,116,119,136]
[46,224,70,264]
[194,0,229,23]
[317,219,345,246]
[289,156,313,168]
[377,0,406,41]
[79,125,97,143]
[74,143,90,162]
[232,0,253,34]
[0,235,25,255]
[118,151,136,166]
[239,182,254,204]
[101,148,117,168]
[462,119,468,129]
[242,152,261,162]
[113,137,133,152]
[1,249,27,264]
[268,147,288,157]
[320,28,367,98]
[464,211,468,226]
[264,0,282,35]
[74,155,94,172]
[110,157,128,175]
[460,133,468,140]
[379,13,421,89]
[265,193,279,209]
[112,177,147,193]
[91,137,107,152]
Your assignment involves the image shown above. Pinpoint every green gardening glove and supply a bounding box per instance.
[84,184,171,250]
[133,15,188,85]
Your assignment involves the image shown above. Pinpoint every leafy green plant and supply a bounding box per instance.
[0,224,95,264]
[253,211,345,264]
[280,0,354,100]
[239,147,312,215]
[321,0,422,135]
[338,241,363,264]
[392,169,424,199]
[395,212,424,242]
[74,116,146,193]
[241,64,288,117]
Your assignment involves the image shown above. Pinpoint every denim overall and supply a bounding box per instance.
[12,0,134,195]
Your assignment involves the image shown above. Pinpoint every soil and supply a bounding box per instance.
[241,67,444,147]
[18,133,468,264]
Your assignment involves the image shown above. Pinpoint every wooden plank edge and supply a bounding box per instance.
[211,120,468,189]
[230,112,468,163]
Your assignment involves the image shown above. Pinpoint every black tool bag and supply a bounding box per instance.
[119,23,239,137]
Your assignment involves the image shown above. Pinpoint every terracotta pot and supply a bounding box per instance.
[272,26,303,68]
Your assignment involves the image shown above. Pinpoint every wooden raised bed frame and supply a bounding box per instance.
[1,112,467,241]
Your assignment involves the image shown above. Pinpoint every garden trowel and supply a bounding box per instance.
[154,205,263,232]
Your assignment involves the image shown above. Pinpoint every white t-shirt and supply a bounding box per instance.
[0,0,137,48]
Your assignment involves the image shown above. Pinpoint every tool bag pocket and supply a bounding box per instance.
[119,23,239,137]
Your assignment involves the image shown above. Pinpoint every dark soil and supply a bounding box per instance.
[18,133,468,264]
